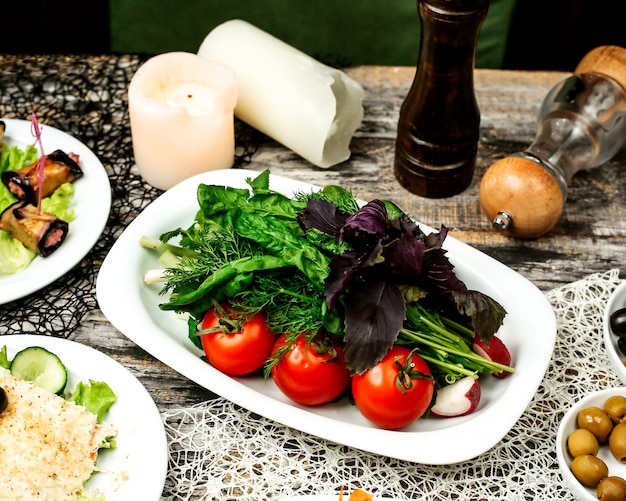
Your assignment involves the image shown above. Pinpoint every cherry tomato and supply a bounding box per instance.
[271,333,351,406]
[351,345,434,430]
[199,306,275,376]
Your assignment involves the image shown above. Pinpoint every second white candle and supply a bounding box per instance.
[198,20,365,168]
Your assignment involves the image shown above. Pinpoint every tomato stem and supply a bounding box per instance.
[393,349,434,395]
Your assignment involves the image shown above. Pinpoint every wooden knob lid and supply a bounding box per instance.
[574,45,626,90]
[479,157,564,239]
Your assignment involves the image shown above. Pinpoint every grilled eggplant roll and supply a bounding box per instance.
[0,201,68,257]
[1,150,83,204]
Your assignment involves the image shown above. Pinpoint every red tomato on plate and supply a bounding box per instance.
[271,332,351,406]
[351,345,434,430]
[199,306,275,376]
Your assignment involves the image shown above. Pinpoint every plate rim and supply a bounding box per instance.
[0,118,111,304]
[96,168,557,465]
[603,279,626,384]
[0,334,168,500]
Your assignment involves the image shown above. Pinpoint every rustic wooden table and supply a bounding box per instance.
[83,62,626,409]
[1,55,625,500]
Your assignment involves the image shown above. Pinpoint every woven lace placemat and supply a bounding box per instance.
[160,269,623,501]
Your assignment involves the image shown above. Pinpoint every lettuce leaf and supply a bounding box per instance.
[67,380,117,423]
[0,231,36,274]
[0,346,10,370]
[0,143,39,213]
[41,182,75,221]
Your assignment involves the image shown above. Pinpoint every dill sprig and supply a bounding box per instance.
[230,272,336,337]
[140,170,512,384]
[162,227,258,294]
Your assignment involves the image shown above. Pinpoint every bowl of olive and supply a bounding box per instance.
[604,280,626,385]
[557,387,626,500]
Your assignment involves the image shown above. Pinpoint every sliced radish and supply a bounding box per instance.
[430,376,481,417]
[472,334,512,378]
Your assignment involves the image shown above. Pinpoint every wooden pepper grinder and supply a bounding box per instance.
[394,0,489,198]
[479,46,626,238]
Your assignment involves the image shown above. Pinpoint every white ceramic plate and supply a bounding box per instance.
[0,119,111,304]
[1,334,168,500]
[556,387,626,501]
[96,168,556,465]
[603,280,626,385]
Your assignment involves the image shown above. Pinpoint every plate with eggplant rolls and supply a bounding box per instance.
[0,119,111,304]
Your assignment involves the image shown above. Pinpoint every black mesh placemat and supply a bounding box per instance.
[0,54,264,337]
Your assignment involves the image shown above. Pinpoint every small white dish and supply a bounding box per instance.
[604,280,626,385]
[0,119,111,304]
[556,387,626,501]
[1,334,168,500]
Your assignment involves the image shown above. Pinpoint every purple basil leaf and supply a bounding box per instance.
[297,198,348,237]
[389,212,423,237]
[340,199,388,245]
[421,253,467,292]
[383,231,425,278]
[324,251,360,309]
[419,226,467,293]
[343,278,406,375]
[443,289,507,340]
[424,225,448,247]
[325,242,383,309]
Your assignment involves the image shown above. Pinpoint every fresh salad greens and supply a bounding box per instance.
[0,144,38,194]
[0,344,116,423]
[0,142,76,274]
[68,380,117,424]
[142,170,512,385]
[0,143,38,213]
[0,345,10,368]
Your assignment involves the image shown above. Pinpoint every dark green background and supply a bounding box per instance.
[109,0,517,68]
[4,1,626,72]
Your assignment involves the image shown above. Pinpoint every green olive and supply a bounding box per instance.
[609,422,626,463]
[568,428,599,457]
[604,395,626,424]
[570,454,609,488]
[597,476,626,501]
[577,406,614,443]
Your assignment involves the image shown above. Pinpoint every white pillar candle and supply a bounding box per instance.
[198,20,365,168]
[128,52,238,190]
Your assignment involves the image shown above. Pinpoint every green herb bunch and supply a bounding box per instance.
[141,170,512,384]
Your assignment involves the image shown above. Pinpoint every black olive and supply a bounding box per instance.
[0,387,7,414]
[618,337,626,356]
[611,308,626,337]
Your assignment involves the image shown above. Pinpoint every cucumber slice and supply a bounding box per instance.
[10,346,68,394]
